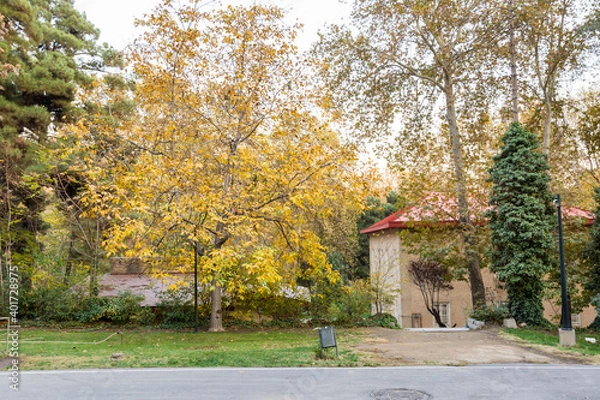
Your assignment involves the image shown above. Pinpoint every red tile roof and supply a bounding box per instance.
[360,192,595,235]
[97,274,192,306]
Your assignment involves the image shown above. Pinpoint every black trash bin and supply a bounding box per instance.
[318,326,338,358]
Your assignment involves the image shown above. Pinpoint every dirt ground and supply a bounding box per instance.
[351,326,596,366]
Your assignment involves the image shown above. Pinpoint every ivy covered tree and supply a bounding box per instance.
[584,187,600,330]
[487,122,556,326]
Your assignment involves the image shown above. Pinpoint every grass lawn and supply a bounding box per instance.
[7,328,368,370]
[503,328,600,357]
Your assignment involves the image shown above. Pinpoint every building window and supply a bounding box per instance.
[571,313,581,327]
[411,313,422,328]
[433,303,451,328]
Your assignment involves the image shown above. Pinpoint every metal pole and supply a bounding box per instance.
[556,195,572,329]
[194,241,199,333]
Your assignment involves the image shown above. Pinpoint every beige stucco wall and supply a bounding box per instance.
[369,229,597,328]
[398,264,506,328]
[543,300,597,328]
[369,230,506,328]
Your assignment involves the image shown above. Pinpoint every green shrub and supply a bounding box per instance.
[589,317,600,331]
[156,283,204,327]
[76,292,154,325]
[307,279,375,325]
[75,296,109,323]
[21,286,78,322]
[365,312,399,328]
[327,280,372,324]
[469,304,510,325]
[249,290,307,323]
[308,280,344,323]
[19,285,156,325]
[104,291,149,324]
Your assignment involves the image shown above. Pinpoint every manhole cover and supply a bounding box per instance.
[370,388,433,400]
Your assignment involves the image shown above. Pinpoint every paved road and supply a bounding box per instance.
[1,365,599,399]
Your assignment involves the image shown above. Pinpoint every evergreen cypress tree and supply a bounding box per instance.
[487,122,556,326]
[584,187,600,330]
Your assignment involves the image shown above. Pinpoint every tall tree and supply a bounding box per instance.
[515,0,599,155]
[0,13,19,81]
[573,89,600,187]
[487,122,555,326]
[509,0,520,122]
[0,0,103,305]
[315,0,507,307]
[0,0,101,138]
[48,72,137,292]
[103,1,364,331]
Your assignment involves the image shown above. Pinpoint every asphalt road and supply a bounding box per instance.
[1,365,599,400]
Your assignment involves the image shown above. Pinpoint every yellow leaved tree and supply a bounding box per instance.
[101,1,365,331]
[47,73,138,293]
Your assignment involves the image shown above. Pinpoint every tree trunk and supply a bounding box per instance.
[1,148,13,306]
[207,151,234,332]
[542,66,558,156]
[208,221,228,332]
[208,278,224,332]
[443,73,487,308]
[509,0,519,123]
[542,91,553,156]
[431,307,446,328]
[89,219,100,297]
[63,230,76,286]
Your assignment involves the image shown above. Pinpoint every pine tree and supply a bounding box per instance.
[487,122,556,326]
[584,187,600,330]
[0,0,101,303]
[0,0,100,138]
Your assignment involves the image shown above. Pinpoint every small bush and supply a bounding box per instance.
[257,294,308,324]
[104,291,151,324]
[469,304,510,325]
[365,313,399,329]
[327,280,372,324]
[75,296,109,323]
[156,283,208,327]
[308,280,345,323]
[20,287,154,326]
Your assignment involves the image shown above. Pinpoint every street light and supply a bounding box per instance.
[555,194,575,346]
[192,241,199,333]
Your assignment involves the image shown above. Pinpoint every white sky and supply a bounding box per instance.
[74,0,353,51]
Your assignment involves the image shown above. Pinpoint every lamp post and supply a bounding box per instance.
[556,195,575,346]
[193,241,199,333]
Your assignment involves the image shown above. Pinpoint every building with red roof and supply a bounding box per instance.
[361,192,595,329]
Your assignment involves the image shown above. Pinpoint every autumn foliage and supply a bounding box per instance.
[78,2,368,331]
